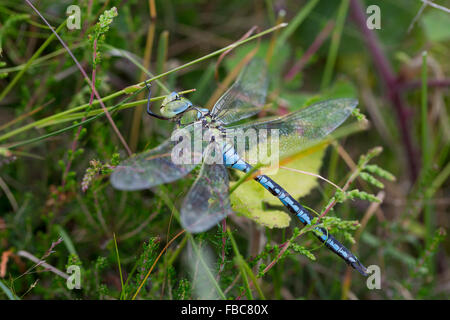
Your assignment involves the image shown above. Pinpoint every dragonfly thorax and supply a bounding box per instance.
[160,92,193,118]
[161,91,211,125]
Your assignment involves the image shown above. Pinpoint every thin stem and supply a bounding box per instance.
[0,24,285,144]
[136,23,288,89]
[0,19,67,101]
[129,1,158,152]
[279,166,343,191]
[397,78,450,91]
[62,37,98,187]
[132,229,186,300]
[285,20,334,80]
[113,233,124,297]
[421,51,434,252]
[2,90,193,149]
[320,0,349,90]
[421,51,430,171]
[25,0,132,156]
[227,228,265,300]
[276,0,319,48]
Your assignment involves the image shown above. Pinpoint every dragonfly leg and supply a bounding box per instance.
[145,80,152,111]
[145,81,171,121]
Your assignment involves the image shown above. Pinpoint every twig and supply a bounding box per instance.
[421,0,450,13]
[318,153,366,220]
[407,1,427,33]
[397,78,450,91]
[223,273,241,295]
[260,241,290,275]
[17,250,69,280]
[0,176,18,212]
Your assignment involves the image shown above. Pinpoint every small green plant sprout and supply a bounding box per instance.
[0,61,8,78]
[320,147,395,218]
[88,7,118,67]
[410,228,446,278]
[124,238,161,300]
[254,227,317,279]
[81,153,120,192]
[352,107,367,122]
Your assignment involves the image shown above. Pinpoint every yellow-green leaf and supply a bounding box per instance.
[230,141,327,228]
[264,145,326,205]
[230,180,290,229]
[239,145,326,203]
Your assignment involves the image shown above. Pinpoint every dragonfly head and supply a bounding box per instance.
[160,92,193,118]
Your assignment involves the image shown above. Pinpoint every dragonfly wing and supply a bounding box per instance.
[224,98,358,160]
[211,58,268,125]
[111,125,200,190]
[181,144,232,233]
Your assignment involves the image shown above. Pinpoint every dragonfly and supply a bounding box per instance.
[111,58,368,276]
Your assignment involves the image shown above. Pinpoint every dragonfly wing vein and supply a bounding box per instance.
[111,124,200,190]
[224,98,358,161]
[211,58,269,125]
[181,144,232,233]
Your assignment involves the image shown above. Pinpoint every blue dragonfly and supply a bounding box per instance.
[111,58,368,276]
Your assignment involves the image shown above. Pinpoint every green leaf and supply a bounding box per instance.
[230,146,326,228]
[290,243,316,261]
[359,172,384,188]
[322,79,358,99]
[260,145,326,205]
[0,280,19,300]
[230,180,291,229]
[422,10,450,42]
[364,164,396,181]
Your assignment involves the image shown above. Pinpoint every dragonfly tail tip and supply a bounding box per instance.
[351,260,369,277]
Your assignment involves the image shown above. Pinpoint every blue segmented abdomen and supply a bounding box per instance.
[222,143,367,276]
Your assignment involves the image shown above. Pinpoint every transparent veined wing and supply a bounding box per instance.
[211,57,269,125]
[224,98,358,161]
[111,123,202,190]
[181,142,232,233]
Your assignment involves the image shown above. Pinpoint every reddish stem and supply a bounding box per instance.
[284,20,335,81]
[397,78,450,91]
[25,0,132,156]
[350,0,419,181]
[62,39,98,187]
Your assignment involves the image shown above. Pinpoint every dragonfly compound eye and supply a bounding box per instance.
[161,92,180,106]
